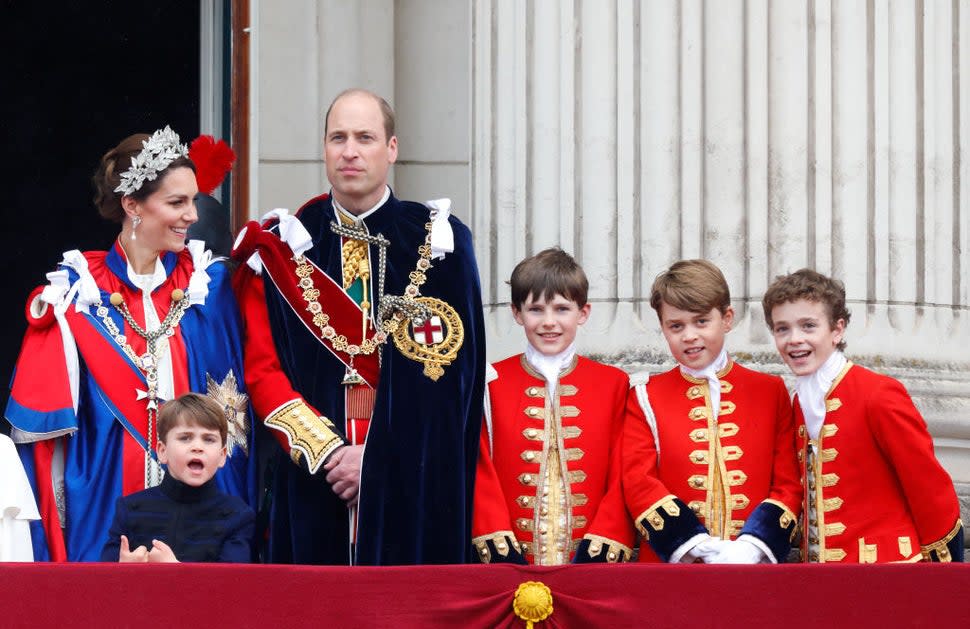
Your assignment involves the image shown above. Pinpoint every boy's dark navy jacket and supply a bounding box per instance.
[99,473,254,562]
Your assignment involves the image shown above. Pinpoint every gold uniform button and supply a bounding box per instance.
[522,474,533,484]
[526,429,537,438]
[527,387,539,396]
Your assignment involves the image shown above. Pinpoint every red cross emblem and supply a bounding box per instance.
[412,316,444,345]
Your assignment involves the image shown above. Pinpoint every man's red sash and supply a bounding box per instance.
[233,221,380,389]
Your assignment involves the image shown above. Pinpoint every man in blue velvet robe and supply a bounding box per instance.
[233,89,485,565]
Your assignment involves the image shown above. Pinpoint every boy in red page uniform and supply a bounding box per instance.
[472,248,635,564]
[763,268,964,563]
[624,260,802,563]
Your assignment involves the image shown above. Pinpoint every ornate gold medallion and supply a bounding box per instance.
[391,296,464,381]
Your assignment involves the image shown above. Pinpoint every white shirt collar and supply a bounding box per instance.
[679,348,729,421]
[525,342,577,399]
[332,186,391,223]
[795,350,847,440]
[126,255,166,293]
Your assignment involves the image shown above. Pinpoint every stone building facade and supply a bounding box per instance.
[247,0,970,552]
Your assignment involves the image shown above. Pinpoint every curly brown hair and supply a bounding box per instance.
[762,268,851,351]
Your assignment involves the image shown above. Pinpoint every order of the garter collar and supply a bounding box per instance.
[114,125,189,195]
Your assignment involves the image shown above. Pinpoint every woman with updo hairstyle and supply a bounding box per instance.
[5,127,256,562]
[93,133,196,223]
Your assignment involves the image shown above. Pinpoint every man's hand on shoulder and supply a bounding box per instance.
[324,444,364,507]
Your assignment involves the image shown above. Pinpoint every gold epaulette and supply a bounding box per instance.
[265,400,344,473]
[920,519,964,563]
[581,533,634,563]
[472,531,522,563]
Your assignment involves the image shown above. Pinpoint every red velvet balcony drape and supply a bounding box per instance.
[2,563,968,628]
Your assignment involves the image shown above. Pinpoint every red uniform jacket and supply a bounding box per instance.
[797,362,963,563]
[473,354,635,564]
[623,359,802,562]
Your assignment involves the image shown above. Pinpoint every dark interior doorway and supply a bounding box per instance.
[0,3,200,431]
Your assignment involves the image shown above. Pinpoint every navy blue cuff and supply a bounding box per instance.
[922,521,965,563]
[572,537,633,563]
[635,496,707,562]
[471,533,528,565]
[739,501,798,563]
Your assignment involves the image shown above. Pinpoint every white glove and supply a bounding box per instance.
[705,538,766,564]
[676,535,729,563]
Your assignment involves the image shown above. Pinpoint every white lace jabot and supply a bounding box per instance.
[525,342,577,400]
[796,351,847,441]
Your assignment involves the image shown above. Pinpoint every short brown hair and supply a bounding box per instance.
[324,88,396,142]
[92,133,196,222]
[157,393,228,446]
[509,248,588,309]
[762,268,851,351]
[650,259,731,317]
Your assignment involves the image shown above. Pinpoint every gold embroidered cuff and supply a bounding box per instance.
[265,400,344,474]
[634,495,682,539]
[762,499,797,531]
[582,533,633,563]
[472,531,522,564]
[920,519,964,563]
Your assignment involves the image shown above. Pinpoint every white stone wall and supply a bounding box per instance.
[472,0,970,362]
[251,0,471,218]
[252,0,970,530]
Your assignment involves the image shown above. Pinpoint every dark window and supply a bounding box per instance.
[0,3,200,427]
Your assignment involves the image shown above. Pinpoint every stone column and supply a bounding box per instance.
[251,0,470,216]
[471,0,970,541]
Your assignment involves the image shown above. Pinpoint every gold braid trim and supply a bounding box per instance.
[762,498,799,540]
[634,494,682,539]
[920,519,964,563]
[472,531,522,563]
[341,238,368,289]
[265,400,344,474]
[581,533,634,562]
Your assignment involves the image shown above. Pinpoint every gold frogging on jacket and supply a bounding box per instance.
[392,296,464,381]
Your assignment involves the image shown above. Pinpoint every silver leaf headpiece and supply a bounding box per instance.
[114,125,189,196]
